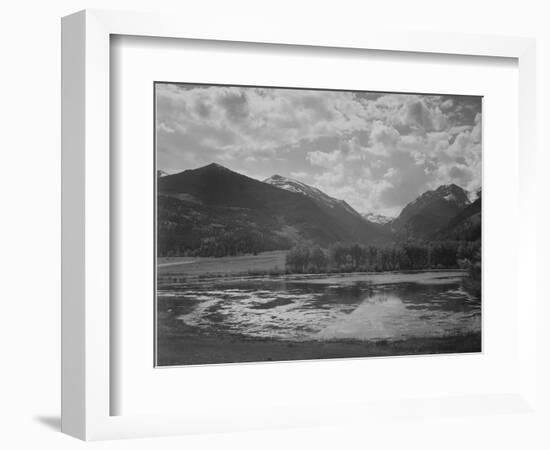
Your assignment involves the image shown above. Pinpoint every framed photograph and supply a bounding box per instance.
[62,9,537,440]
[154,83,483,367]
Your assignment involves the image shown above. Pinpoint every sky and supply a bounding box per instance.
[156,83,481,217]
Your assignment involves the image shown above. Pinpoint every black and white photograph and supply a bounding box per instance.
[155,83,482,366]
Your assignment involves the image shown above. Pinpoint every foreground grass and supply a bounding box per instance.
[156,318,481,366]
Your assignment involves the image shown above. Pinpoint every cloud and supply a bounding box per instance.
[290,171,308,179]
[157,84,482,215]
[306,150,343,168]
[300,98,481,215]
[314,163,346,187]
[370,121,400,147]
[441,99,454,110]
[156,84,372,162]
[393,98,448,133]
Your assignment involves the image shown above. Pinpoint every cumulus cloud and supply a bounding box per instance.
[157,84,481,216]
[306,150,343,168]
[156,84,370,162]
[371,121,400,148]
[395,98,443,132]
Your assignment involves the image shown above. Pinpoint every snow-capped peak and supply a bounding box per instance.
[263,174,362,217]
[396,184,471,225]
[435,184,470,208]
[263,174,311,195]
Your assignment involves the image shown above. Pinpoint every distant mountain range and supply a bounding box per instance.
[157,163,480,256]
[262,174,479,242]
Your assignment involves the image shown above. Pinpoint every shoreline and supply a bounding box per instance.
[158,267,468,286]
[156,321,481,366]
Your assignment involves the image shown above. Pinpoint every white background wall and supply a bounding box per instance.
[0,1,548,448]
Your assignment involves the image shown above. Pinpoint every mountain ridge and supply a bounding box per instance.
[157,163,390,255]
[157,163,478,256]
[391,184,471,240]
[264,174,364,219]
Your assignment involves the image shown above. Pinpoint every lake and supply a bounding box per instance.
[157,270,481,344]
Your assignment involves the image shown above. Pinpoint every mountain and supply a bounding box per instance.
[362,212,393,225]
[263,174,391,242]
[436,194,481,241]
[391,184,471,239]
[157,164,389,256]
[264,174,363,218]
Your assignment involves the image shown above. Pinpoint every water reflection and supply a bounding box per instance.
[158,271,481,342]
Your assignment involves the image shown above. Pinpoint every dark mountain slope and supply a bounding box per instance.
[391,184,471,240]
[436,195,481,241]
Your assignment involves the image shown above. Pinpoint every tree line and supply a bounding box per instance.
[285,240,481,274]
[158,228,292,257]
[458,246,481,297]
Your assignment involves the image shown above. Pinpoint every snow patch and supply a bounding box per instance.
[263,174,363,217]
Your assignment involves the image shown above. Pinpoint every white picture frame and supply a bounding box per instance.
[61,9,537,441]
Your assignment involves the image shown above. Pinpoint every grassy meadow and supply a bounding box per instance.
[157,250,286,279]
